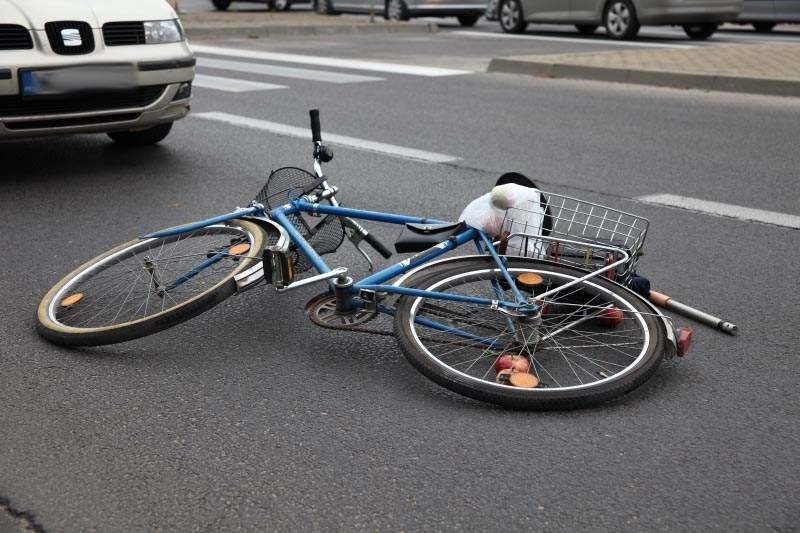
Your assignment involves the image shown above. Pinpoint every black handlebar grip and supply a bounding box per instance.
[364,232,393,259]
[309,109,321,143]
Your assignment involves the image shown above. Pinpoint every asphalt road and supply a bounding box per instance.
[1,31,799,532]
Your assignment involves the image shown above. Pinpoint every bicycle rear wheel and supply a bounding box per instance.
[37,220,266,346]
[393,257,667,409]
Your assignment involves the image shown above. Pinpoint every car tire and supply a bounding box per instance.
[752,22,776,32]
[683,23,717,40]
[498,0,527,33]
[575,24,598,35]
[273,0,291,10]
[457,14,480,26]
[385,0,410,21]
[315,0,337,15]
[212,0,232,10]
[107,123,173,146]
[603,0,639,40]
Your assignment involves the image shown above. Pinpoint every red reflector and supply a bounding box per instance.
[676,327,693,357]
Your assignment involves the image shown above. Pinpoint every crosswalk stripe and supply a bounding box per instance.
[637,194,800,229]
[197,57,383,84]
[194,112,461,164]
[193,74,287,92]
[450,30,697,49]
[191,44,472,77]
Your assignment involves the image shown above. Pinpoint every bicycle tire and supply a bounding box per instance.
[393,257,667,409]
[36,220,266,347]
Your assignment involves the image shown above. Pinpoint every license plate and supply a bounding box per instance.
[20,65,136,97]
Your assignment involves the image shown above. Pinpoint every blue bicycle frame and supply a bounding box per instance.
[144,196,540,343]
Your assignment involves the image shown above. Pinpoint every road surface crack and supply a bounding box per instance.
[0,497,46,532]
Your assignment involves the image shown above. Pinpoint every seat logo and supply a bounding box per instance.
[61,28,82,47]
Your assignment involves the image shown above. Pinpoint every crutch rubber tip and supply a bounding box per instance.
[675,327,693,357]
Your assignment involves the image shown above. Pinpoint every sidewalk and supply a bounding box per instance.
[489,43,800,97]
[181,10,437,39]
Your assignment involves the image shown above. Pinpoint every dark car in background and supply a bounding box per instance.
[212,0,306,11]
[736,0,800,30]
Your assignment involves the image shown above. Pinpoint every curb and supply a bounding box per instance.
[185,22,437,39]
[488,58,800,98]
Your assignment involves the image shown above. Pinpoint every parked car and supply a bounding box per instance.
[736,0,800,31]
[489,0,743,40]
[0,0,194,145]
[212,0,306,11]
[314,0,485,25]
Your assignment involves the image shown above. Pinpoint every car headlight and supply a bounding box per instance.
[144,20,184,44]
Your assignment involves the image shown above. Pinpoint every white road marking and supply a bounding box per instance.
[197,57,383,84]
[194,112,461,164]
[638,194,800,229]
[193,74,287,92]
[450,30,697,49]
[191,44,472,77]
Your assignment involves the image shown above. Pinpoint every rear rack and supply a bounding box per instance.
[500,191,649,284]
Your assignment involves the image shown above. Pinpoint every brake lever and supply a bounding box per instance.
[342,218,375,272]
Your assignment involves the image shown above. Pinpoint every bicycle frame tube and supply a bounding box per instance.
[143,206,263,239]
[269,200,531,312]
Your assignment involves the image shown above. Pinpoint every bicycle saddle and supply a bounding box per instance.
[394,221,465,253]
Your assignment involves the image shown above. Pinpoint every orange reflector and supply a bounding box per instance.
[516,272,543,289]
[509,372,539,388]
[229,243,251,256]
[60,293,84,308]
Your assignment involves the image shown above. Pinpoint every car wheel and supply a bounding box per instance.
[212,0,232,10]
[499,0,527,33]
[603,0,639,40]
[273,0,291,10]
[575,24,598,35]
[683,23,717,40]
[385,0,410,21]
[315,0,336,14]
[107,123,173,146]
[457,14,480,26]
[752,22,776,32]
[485,0,499,21]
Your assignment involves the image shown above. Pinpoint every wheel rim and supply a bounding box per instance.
[387,0,403,20]
[606,2,630,36]
[46,225,258,331]
[500,0,520,30]
[275,0,288,9]
[317,0,328,13]
[406,268,652,392]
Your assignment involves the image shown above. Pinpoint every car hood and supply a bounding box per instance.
[0,0,177,29]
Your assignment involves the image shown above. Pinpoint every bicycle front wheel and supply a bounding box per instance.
[394,257,667,409]
[37,220,266,346]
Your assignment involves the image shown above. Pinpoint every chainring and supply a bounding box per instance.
[304,292,392,335]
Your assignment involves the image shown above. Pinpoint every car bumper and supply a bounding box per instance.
[0,41,194,140]
[637,1,743,24]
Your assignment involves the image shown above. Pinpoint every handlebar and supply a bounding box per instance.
[309,109,322,143]
[308,108,392,262]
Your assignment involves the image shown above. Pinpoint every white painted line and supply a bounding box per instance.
[450,30,697,49]
[193,74,287,92]
[191,44,472,77]
[197,57,383,84]
[194,112,461,164]
[638,194,800,229]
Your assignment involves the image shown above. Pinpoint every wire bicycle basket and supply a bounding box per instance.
[254,167,345,273]
[499,191,649,285]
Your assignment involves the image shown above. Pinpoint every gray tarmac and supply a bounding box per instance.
[1,31,798,532]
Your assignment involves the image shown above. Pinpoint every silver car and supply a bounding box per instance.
[0,0,195,145]
[315,0,486,26]
[494,0,743,39]
[736,0,800,31]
